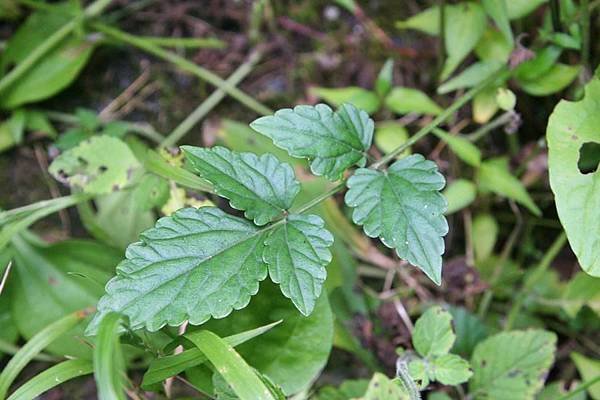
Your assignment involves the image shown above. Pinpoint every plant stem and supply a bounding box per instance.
[371,67,510,169]
[0,0,114,95]
[91,22,273,116]
[556,375,600,400]
[504,232,567,330]
[161,50,262,147]
[290,182,346,214]
[467,111,514,142]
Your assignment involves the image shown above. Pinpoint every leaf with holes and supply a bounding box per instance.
[470,330,556,400]
[182,146,300,226]
[49,136,141,194]
[264,214,333,315]
[86,207,269,333]
[344,154,448,284]
[250,103,374,180]
[547,76,600,276]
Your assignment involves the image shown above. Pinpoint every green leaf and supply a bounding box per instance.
[0,311,86,400]
[142,321,281,388]
[87,207,268,333]
[201,282,333,395]
[473,86,500,124]
[506,0,548,19]
[183,146,300,226]
[518,64,580,96]
[475,28,513,63]
[345,155,448,284]
[315,379,369,400]
[186,330,275,400]
[441,2,487,80]
[375,59,394,98]
[49,136,142,194]
[10,236,120,358]
[374,121,410,156]
[384,87,442,116]
[250,104,374,180]
[0,5,94,109]
[482,0,513,43]
[396,6,440,35]
[412,306,455,357]
[6,359,93,400]
[562,272,600,317]
[571,352,600,400]
[448,306,488,357]
[547,77,600,276]
[433,129,481,167]
[310,87,380,115]
[514,46,562,81]
[438,61,504,94]
[432,354,472,385]
[470,330,557,400]
[94,312,126,400]
[472,213,498,261]
[443,179,477,214]
[538,381,586,400]
[264,214,333,315]
[478,157,541,216]
[496,87,517,111]
[361,373,408,400]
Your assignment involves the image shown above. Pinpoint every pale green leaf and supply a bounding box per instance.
[518,64,580,96]
[562,272,600,317]
[473,86,500,124]
[478,157,541,216]
[441,2,487,80]
[183,146,300,226]
[538,381,586,400]
[311,87,380,115]
[438,61,504,94]
[472,213,498,261]
[360,373,408,400]
[345,155,448,284]
[264,214,333,315]
[433,129,481,167]
[432,354,473,385]
[482,0,513,43]
[250,104,374,180]
[396,6,440,35]
[374,121,409,156]
[470,330,557,400]
[547,77,600,276]
[412,306,455,357]
[506,0,548,19]
[475,28,513,63]
[384,87,442,116]
[375,59,394,98]
[496,87,517,111]
[571,352,600,400]
[87,207,268,333]
[443,179,477,214]
[49,136,142,194]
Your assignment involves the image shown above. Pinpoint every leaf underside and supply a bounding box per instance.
[250,103,374,180]
[183,146,300,226]
[344,154,448,284]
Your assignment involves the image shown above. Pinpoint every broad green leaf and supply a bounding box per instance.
[478,158,541,216]
[438,61,504,94]
[472,213,498,261]
[6,359,93,400]
[396,6,440,35]
[562,272,600,317]
[433,129,481,167]
[470,330,556,400]
[345,155,448,284]
[264,214,333,315]
[10,236,120,358]
[518,64,580,96]
[514,46,562,81]
[183,146,300,226]
[482,0,513,43]
[443,179,477,214]
[432,354,472,385]
[547,77,600,276]
[360,373,408,400]
[0,5,94,109]
[202,282,333,395]
[474,28,513,63]
[506,0,548,19]
[571,352,600,400]
[375,59,394,98]
[441,2,487,80]
[186,330,275,400]
[384,87,442,115]
[49,136,142,194]
[448,306,488,357]
[87,207,268,333]
[311,87,380,115]
[94,313,126,400]
[412,306,455,357]
[374,121,409,156]
[250,104,374,180]
[473,86,500,123]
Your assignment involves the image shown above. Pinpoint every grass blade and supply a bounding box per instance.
[6,359,93,400]
[185,330,275,400]
[0,310,88,399]
[93,312,126,400]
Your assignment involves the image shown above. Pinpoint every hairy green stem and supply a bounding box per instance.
[0,0,114,95]
[396,360,421,400]
[504,232,567,330]
[91,22,273,116]
[161,50,262,147]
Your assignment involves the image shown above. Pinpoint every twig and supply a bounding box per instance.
[99,64,151,120]
[393,299,414,333]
